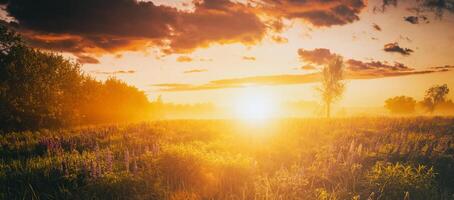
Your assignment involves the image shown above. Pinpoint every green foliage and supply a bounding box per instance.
[367,162,437,200]
[1,117,453,199]
[0,24,150,132]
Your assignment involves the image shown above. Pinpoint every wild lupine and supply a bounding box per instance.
[61,159,69,177]
[132,153,138,174]
[106,150,113,173]
[125,149,130,173]
[90,160,97,178]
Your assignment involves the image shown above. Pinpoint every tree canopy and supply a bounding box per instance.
[0,25,150,132]
[422,84,450,113]
[385,96,416,114]
[318,56,345,118]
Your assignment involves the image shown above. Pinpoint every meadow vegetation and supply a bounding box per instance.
[1,117,453,200]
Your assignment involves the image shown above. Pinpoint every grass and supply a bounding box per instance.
[0,117,453,199]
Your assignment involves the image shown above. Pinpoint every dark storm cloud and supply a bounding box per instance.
[383,42,414,56]
[0,0,266,57]
[1,0,177,55]
[258,0,366,27]
[165,0,267,54]
[0,0,372,60]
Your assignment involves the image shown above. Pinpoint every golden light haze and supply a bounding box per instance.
[2,0,453,115]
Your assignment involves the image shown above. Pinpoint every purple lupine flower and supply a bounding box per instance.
[106,150,113,173]
[124,149,130,173]
[90,160,98,178]
[132,151,138,174]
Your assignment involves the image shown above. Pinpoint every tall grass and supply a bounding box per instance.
[0,117,453,199]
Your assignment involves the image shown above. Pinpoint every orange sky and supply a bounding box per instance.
[1,0,453,107]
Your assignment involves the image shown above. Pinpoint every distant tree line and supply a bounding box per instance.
[385,84,454,115]
[0,25,150,132]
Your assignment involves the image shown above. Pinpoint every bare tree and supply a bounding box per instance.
[318,56,345,118]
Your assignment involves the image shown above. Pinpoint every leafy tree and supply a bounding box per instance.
[421,84,450,113]
[0,25,84,130]
[0,24,152,132]
[318,56,345,118]
[385,96,416,114]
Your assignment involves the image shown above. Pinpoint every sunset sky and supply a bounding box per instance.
[1,0,453,108]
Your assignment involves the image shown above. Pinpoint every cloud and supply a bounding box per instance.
[297,48,338,65]
[242,56,256,61]
[301,65,317,70]
[165,0,267,54]
[383,42,414,56]
[3,0,177,54]
[76,55,100,64]
[183,69,208,74]
[372,23,382,31]
[177,56,193,62]
[153,45,453,92]
[344,59,425,78]
[0,0,372,60]
[404,15,429,24]
[152,73,321,91]
[152,64,448,92]
[258,0,367,27]
[91,70,136,75]
[430,65,454,71]
[380,0,454,18]
[299,47,419,75]
[1,0,266,57]
[271,35,288,44]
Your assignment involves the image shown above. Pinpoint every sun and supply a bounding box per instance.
[234,87,277,120]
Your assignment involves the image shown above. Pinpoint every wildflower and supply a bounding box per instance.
[125,149,130,173]
[106,150,113,173]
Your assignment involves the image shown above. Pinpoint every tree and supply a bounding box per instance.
[0,25,84,130]
[318,56,345,118]
[385,96,416,114]
[0,24,152,132]
[421,84,449,113]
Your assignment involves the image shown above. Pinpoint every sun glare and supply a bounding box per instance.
[234,88,276,120]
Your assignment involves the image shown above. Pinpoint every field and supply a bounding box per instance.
[1,117,454,200]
